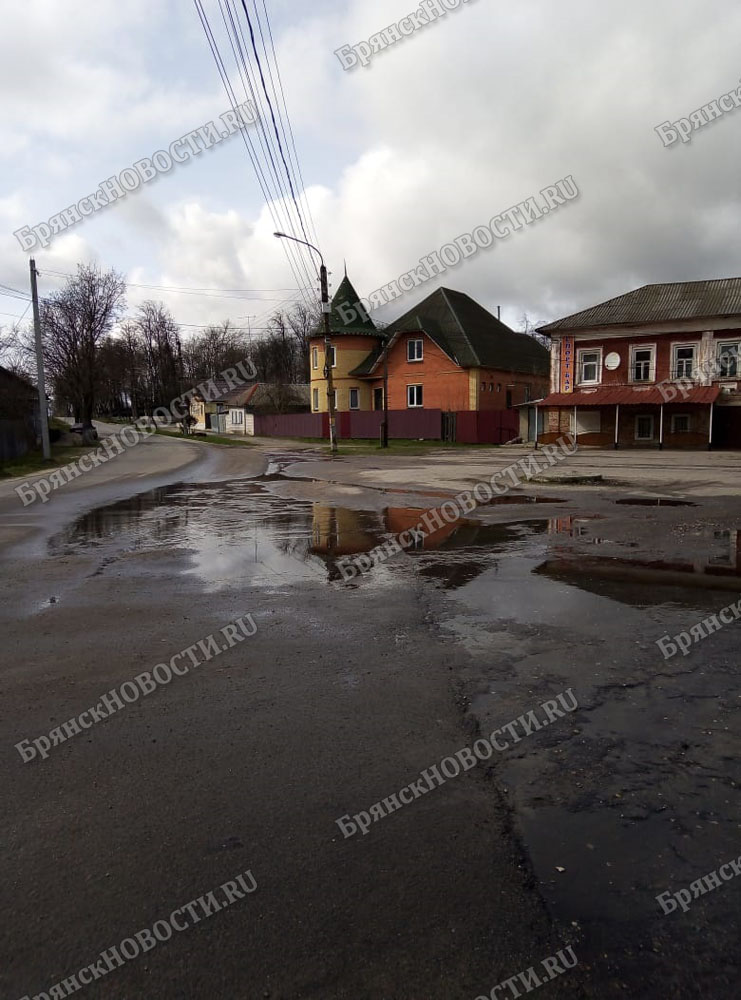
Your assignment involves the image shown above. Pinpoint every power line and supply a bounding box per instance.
[194,0,317,308]
[37,267,310,301]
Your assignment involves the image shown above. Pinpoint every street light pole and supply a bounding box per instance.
[274,233,337,454]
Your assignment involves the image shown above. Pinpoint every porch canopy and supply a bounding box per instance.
[538,386,720,407]
[536,385,720,449]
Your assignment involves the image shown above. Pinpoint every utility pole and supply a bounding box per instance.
[381,335,389,448]
[320,264,338,453]
[29,258,51,461]
[273,231,337,454]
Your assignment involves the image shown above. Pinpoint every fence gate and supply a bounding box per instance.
[442,411,456,443]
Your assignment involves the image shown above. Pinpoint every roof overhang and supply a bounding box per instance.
[538,386,721,406]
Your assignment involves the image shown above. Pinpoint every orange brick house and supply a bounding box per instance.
[532,278,741,449]
[309,277,550,443]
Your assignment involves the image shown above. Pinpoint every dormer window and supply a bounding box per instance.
[407,339,423,362]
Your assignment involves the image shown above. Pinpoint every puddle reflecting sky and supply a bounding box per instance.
[50,481,741,600]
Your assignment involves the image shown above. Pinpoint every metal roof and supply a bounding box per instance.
[351,287,550,377]
[539,278,741,333]
[538,386,720,406]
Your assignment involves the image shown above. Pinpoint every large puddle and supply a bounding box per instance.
[51,480,741,600]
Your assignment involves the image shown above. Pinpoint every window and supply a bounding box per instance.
[672,344,697,379]
[312,388,319,411]
[496,383,501,392]
[525,384,532,402]
[671,413,691,434]
[407,384,423,408]
[635,415,654,440]
[577,349,601,385]
[572,411,601,434]
[311,347,318,370]
[327,345,336,369]
[506,389,513,409]
[230,409,243,425]
[489,383,494,392]
[631,346,654,382]
[481,382,486,392]
[349,387,359,410]
[717,341,740,377]
[407,339,423,361]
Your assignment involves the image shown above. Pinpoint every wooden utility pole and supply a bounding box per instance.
[29,258,51,461]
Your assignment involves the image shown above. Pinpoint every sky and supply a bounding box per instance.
[1,0,741,344]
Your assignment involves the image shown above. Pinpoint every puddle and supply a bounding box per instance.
[615,497,696,507]
[482,495,565,505]
[49,482,545,590]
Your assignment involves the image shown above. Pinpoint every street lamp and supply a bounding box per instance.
[273,232,337,454]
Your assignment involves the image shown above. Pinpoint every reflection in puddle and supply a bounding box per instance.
[50,482,545,590]
[615,497,696,507]
[482,495,565,505]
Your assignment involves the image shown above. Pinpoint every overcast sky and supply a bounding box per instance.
[2,0,741,342]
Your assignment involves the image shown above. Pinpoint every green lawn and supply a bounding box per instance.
[0,444,94,480]
[153,428,257,448]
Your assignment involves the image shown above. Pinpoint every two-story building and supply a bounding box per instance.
[309,275,550,442]
[533,278,741,449]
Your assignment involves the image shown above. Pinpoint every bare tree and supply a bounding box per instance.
[134,301,181,415]
[38,264,126,430]
[520,313,551,349]
[181,321,249,386]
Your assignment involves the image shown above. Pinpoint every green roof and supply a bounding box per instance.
[329,275,381,336]
[350,287,549,376]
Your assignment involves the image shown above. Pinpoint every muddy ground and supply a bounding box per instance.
[0,433,739,998]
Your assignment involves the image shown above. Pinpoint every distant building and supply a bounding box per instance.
[533,278,741,449]
[214,383,310,436]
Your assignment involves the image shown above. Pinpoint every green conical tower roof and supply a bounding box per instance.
[329,275,380,335]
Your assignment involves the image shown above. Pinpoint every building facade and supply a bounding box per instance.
[309,278,549,441]
[533,278,741,449]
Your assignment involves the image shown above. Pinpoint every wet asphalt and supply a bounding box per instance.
[1,444,739,999]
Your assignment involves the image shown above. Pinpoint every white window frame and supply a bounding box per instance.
[407,338,424,362]
[407,384,423,408]
[311,347,318,370]
[230,409,243,425]
[577,347,602,386]
[671,342,699,380]
[629,344,656,383]
[716,340,741,378]
[634,414,655,441]
[671,413,691,434]
[349,387,360,410]
[312,388,319,411]
[327,345,337,369]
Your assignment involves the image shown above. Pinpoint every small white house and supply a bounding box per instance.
[216,383,310,436]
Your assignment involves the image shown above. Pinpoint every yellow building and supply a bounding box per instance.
[309,275,385,414]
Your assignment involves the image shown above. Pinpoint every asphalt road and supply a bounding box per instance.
[1,429,739,998]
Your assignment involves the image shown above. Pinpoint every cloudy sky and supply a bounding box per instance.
[2,0,741,343]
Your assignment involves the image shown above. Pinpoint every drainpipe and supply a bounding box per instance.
[534,404,539,450]
[573,405,578,446]
[708,401,714,451]
[659,404,664,450]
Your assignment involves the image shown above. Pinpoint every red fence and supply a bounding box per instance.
[455,410,519,445]
[337,409,442,440]
[253,412,327,438]
[253,409,517,443]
